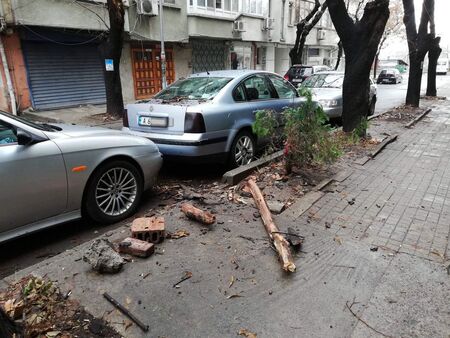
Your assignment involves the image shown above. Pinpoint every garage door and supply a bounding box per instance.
[23,41,106,110]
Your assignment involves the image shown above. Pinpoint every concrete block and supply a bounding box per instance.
[118,237,155,258]
[131,217,165,244]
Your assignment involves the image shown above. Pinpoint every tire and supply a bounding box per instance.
[228,130,256,168]
[84,160,143,224]
[368,98,376,116]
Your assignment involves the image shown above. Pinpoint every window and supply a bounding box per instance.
[0,121,17,145]
[233,85,246,101]
[164,0,176,4]
[224,0,231,11]
[308,48,320,57]
[231,0,238,11]
[243,76,273,100]
[216,0,222,9]
[197,0,206,6]
[268,75,297,99]
[207,0,214,8]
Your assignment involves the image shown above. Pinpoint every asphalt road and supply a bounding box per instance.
[1,73,450,279]
[375,72,450,113]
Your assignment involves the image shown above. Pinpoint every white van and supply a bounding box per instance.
[437,59,449,75]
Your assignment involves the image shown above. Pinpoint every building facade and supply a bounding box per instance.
[0,0,338,113]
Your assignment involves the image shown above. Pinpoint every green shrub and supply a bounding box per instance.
[253,87,341,170]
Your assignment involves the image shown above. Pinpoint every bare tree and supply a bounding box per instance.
[402,0,434,106]
[98,0,125,118]
[289,0,328,65]
[425,0,441,97]
[327,0,390,133]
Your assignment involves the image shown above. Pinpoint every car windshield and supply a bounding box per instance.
[154,77,231,101]
[0,111,50,131]
[302,74,344,88]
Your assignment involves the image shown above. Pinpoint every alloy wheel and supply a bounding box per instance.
[95,167,137,217]
[234,135,254,166]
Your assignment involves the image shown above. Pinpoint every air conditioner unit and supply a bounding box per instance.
[136,0,158,16]
[317,29,326,40]
[233,21,245,32]
[262,18,274,31]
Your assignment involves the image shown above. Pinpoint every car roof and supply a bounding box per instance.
[309,71,344,76]
[190,69,265,78]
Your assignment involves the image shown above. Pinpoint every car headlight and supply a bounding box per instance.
[319,99,339,107]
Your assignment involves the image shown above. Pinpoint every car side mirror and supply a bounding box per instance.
[16,129,33,146]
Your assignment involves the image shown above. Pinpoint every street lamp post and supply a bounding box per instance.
[159,0,167,89]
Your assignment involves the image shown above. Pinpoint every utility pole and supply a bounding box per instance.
[159,0,167,89]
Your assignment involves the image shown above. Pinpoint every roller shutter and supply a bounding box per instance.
[23,41,106,110]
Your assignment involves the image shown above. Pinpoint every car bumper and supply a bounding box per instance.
[136,151,163,190]
[122,127,228,159]
[323,106,342,118]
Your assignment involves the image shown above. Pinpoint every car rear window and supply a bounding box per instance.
[154,77,231,101]
[302,74,344,88]
[288,66,313,77]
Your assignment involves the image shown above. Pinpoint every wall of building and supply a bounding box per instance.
[0,32,31,113]
[10,0,117,31]
[120,42,135,104]
[173,44,192,80]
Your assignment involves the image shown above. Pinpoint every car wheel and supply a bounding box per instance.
[85,160,143,224]
[368,98,376,116]
[229,130,256,168]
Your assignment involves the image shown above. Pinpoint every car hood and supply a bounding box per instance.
[44,124,160,152]
[51,124,130,138]
[311,88,342,100]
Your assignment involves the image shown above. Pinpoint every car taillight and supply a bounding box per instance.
[123,108,129,127]
[184,113,206,133]
[284,73,289,80]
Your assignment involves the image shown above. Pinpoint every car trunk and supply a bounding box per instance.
[126,100,196,135]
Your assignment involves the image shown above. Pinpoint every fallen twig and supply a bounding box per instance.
[173,271,193,288]
[103,293,149,332]
[345,301,392,338]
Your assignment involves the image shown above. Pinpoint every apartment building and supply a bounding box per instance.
[0,0,338,113]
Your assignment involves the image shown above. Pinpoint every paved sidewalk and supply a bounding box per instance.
[3,101,450,337]
[298,101,450,262]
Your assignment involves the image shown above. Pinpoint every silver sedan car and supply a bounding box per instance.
[123,70,305,167]
[301,71,377,119]
[0,111,162,243]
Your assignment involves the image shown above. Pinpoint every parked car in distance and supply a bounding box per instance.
[284,65,331,86]
[0,111,162,243]
[123,70,306,167]
[301,71,377,119]
[377,68,403,84]
[437,59,449,75]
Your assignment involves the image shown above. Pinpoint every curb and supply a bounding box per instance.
[370,134,398,158]
[22,112,60,124]
[367,110,391,121]
[405,108,432,128]
[222,150,284,186]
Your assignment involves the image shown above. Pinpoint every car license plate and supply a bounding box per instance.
[292,79,302,83]
[382,79,389,83]
[138,116,168,127]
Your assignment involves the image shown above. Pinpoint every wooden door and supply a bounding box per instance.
[131,47,175,100]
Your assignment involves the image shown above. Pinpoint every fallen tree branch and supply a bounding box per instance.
[246,178,296,272]
[181,203,216,225]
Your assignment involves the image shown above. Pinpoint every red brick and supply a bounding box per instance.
[118,237,155,258]
[131,217,165,244]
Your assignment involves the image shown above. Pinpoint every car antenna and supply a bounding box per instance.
[204,66,210,76]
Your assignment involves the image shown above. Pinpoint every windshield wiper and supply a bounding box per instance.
[40,123,62,131]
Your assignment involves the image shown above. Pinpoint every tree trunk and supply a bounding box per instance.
[327,0,390,133]
[334,40,343,70]
[99,0,125,118]
[373,53,379,79]
[426,37,441,96]
[402,0,434,106]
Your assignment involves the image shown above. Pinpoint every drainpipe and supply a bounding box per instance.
[159,0,167,89]
[0,32,17,115]
[280,0,286,42]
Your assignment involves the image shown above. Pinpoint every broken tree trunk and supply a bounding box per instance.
[246,179,296,272]
[181,203,216,225]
